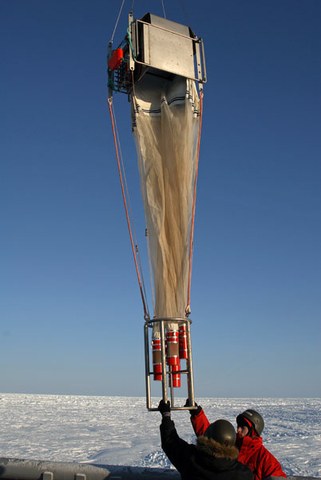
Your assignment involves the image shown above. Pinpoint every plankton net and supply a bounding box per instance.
[108,12,206,410]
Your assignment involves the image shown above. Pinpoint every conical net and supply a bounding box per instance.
[132,76,200,335]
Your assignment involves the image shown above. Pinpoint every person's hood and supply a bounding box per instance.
[197,436,239,460]
[188,437,251,480]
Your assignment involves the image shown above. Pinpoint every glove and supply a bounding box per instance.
[158,399,171,416]
[184,398,202,417]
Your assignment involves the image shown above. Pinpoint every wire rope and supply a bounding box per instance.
[109,0,126,45]
[186,89,204,316]
[161,0,167,18]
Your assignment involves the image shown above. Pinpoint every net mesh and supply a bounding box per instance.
[132,76,200,334]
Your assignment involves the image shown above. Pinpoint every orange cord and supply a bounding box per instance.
[107,97,149,319]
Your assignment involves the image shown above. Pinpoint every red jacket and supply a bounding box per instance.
[191,409,286,480]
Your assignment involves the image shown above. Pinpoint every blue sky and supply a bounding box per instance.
[1,0,320,398]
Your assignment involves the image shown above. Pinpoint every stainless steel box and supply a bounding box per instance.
[131,13,206,83]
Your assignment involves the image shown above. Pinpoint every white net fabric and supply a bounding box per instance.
[132,76,200,334]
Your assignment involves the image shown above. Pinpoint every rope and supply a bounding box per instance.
[161,0,167,18]
[109,0,126,45]
[107,97,150,320]
[186,89,204,316]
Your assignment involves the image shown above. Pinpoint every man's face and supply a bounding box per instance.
[236,415,252,438]
[237,424,249,438]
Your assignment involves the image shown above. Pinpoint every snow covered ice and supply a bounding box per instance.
[0,394,320,477]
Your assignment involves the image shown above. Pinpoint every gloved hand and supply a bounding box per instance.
[158,399,171,416]
[184,398,202,417]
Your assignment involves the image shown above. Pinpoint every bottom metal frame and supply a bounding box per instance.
[144,317,197,411]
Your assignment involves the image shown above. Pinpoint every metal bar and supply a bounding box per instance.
[200,38,207,83]
[169,366,174,407]
[128,13,135,72]
[186,319,195,405]
[160,319,167,402]
[144,321,151,409]
[194,42,203,86]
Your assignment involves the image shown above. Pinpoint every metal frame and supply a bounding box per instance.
[144,317,197,411]
[129,14,207,86]
[108,13,206,95]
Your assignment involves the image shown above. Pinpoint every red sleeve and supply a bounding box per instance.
[258,446,287,479]
[190,408,211,436]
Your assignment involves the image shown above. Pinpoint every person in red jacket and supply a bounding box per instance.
[189,405,286,480]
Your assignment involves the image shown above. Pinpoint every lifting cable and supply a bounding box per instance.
[107,97,150,320]
[109,0,126,46]
[161,0,167,18]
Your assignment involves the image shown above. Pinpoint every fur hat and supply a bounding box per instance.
[197,436,239,459]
